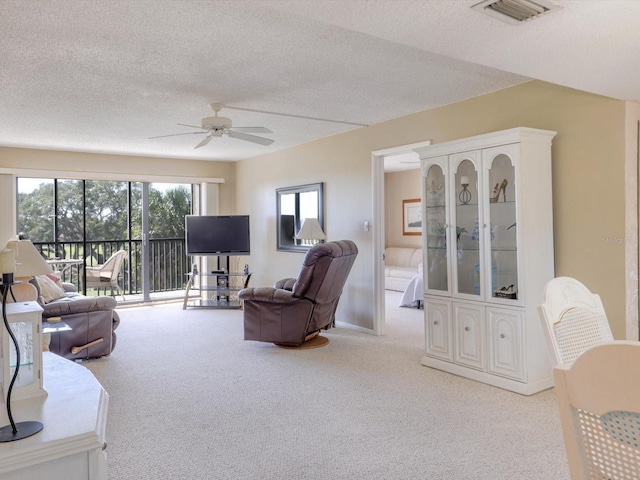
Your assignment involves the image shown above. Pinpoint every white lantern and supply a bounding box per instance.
[0,301,45,402]
[0,238,51,441]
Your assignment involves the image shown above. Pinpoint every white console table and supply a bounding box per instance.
[0,352,109,479]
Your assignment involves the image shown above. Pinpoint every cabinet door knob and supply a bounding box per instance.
[434,320,439,325]
[465,326,470,331]
[500,333,506,339]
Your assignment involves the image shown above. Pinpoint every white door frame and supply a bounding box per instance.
[372,140,431,335]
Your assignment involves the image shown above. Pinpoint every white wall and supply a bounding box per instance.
[234,129,375,329]
[385,169,422,249]
[625,101,640,340]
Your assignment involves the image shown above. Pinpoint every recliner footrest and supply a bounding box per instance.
[48,310,118,360]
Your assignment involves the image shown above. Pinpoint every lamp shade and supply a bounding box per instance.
[295,218,327,241]
[5,239,52,277]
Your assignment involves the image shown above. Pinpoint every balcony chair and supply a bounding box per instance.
[554,341,640,479]
[538,276,613,367]
[86,249,127,300]
[239,240,358,347]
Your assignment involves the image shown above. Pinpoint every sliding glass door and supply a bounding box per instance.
[147,182,191,301]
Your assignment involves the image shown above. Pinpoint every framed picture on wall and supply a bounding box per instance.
[403,198,422,236]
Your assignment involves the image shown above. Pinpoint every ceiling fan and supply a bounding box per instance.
[149,103,275,148]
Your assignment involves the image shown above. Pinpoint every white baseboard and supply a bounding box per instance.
[334,321,375,335]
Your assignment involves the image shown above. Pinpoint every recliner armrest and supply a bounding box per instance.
[238,287,300,304]
[42,294,117,317]
[62,282,78,293]
[274,278,296,291]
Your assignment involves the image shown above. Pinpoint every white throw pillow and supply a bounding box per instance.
[35,274,66,304]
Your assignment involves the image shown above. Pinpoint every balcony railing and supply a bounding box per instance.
[33,238,189,296]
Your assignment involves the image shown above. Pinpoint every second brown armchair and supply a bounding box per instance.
[239,240,358,347]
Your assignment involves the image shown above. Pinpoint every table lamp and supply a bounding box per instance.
[295,218,326,245]
[0,238,52,442]
[8,237,53,301]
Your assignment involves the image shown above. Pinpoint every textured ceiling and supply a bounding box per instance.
[1,0,639,168]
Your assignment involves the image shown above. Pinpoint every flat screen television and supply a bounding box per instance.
[185,215,250,256]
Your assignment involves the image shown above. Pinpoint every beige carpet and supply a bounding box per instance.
[83,291,569,479]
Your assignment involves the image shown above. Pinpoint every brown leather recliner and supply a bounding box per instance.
[239,240,358,346]
[36,281,120,360]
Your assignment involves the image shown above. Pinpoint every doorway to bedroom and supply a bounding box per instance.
[372,140,430,336]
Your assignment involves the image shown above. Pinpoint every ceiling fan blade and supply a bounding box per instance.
[229,127,273,134]
[149,131,208,139]
[177,123,205,129]
[194,135,213,149]
[227,130,274,146]
[224,105,368,127]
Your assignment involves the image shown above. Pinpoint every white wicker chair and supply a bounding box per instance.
[554,341,640,479]
[86,250,127,300]
[538,276,613,366]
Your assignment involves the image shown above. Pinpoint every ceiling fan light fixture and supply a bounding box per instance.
[201,116,232,129]
[472,0,560,24]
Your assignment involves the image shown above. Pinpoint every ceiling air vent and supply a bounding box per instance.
[472,0,560,25]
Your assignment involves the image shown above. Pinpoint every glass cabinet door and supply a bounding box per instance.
[424,163,448,292]
[453,158,481,297]
[486,151,518,302]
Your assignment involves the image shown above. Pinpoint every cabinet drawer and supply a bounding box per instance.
[454,303,485,370]
[424,299,453,361]
[487,308,524,381]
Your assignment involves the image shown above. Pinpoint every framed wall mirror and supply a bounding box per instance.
[276,182,324,252]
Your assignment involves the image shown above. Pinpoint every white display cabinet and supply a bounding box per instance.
[416,127,556,395]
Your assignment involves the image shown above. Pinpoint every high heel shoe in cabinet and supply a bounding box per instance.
[489,179,508,203]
